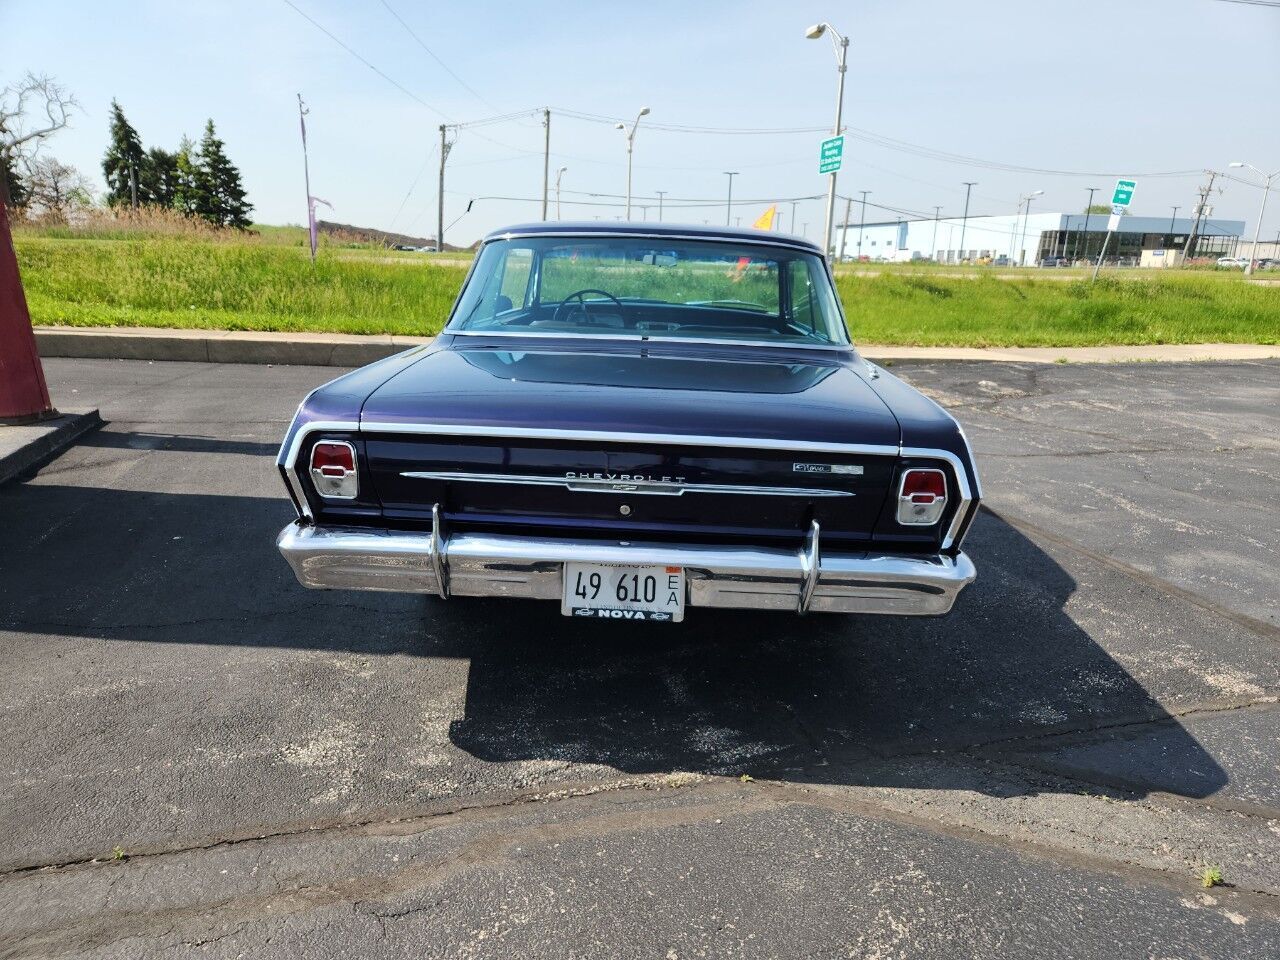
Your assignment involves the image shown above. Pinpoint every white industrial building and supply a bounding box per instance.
[833,213,1246,266]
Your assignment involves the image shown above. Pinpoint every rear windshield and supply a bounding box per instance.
[448,236,849,346]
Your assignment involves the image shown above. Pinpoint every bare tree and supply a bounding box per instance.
[19,155,92,221]
[0,72,79,206]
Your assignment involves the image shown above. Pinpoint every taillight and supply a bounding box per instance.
[897,468,947,525]
[310,440,358,499]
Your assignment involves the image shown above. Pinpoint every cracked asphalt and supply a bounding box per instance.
[1,357,1277,958]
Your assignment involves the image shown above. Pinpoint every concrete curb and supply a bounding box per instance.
[35,326,432,368]
[31,325,1280,368]
[0,407,103,486]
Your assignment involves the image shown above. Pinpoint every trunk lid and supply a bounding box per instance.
[360,342,902,545]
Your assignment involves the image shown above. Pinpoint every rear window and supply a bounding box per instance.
[449,236,848,346]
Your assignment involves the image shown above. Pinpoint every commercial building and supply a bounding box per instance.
[833,212,1245,265]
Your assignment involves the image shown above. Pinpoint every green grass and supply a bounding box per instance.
[14,233,1280,346]
[836,272,1280,347]
[16,236,463,336]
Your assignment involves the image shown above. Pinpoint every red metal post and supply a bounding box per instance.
[0,191,55,423]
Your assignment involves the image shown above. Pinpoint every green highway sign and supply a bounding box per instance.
[819,135,844,174]
[1111,178,1136,207]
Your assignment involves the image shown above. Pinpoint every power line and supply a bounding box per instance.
[841,126,1202,178]
[280,0,540,156]
[280,0,456,121]
[377,0,503,111]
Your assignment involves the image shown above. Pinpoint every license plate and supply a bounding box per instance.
[562,563,685,622]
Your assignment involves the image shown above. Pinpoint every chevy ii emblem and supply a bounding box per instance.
[793,463,863,475]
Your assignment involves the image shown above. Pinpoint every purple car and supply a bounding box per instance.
[276,223,980,622]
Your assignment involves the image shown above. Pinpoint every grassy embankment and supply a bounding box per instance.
[14,227,1279,346]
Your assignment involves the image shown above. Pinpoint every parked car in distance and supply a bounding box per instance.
[1039,256,1069,267]
[276,223,981,623]
[1217,256,1249,268]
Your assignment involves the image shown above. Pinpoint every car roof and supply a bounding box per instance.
[482,221,824,255]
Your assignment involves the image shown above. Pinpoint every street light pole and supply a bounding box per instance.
[723,171,738,226]
[1230,161,1278,276]
[615,107,650,222]
[806,22,849,260]
[931,205,941,261]
[656,190,666,221]
[1166,205,1179,250]
[554,166,568,220]
[856,190,870,260]
[959,182,976,262]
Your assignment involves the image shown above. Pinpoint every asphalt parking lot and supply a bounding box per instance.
[2,357,1278,958]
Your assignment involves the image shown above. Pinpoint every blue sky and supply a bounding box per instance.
[3,0,1278,245]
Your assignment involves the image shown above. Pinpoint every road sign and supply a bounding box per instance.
[1107,213,1122,232]
[1111,179,1136,207]
[819,135,844,175]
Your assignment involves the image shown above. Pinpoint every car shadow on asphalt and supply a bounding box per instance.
[0,482,1227,802]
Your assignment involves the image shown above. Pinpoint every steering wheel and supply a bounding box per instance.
[552,289,624,325]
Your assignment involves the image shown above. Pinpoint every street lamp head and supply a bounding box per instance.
[805,23,826,39]
[615,122,626,131]
[639,107,650,117]
[1032,190,1044,197]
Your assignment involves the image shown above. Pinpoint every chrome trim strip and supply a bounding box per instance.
[280,421,363,521]
[362,422,900,458]
[798,520,821,614]
[430,502,449,599]
[899,447,974,551]
[400,470,855,498]
[445,329,853,352]
[484,228,822,255]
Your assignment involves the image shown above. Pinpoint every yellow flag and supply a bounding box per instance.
[752,205,776,230]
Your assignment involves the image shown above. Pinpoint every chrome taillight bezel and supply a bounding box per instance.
[896,467,947,526]
[309,440,359,500]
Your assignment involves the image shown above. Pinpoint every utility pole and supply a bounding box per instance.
[724,171,738,226]
[958,182,976,261]
[1078,187,1099,260]
[931,205,941,260]
[802,222,808,237]
[540,108,551,221]
[437,124,452,253]
[1182,171,1218,265]
[856,190,870,260]
[128,162,138,209]
[1166,206,1179,248]
[555,166,567,220]
[790,200,798,235]
[838,194,853,261]
[655,190,666,222]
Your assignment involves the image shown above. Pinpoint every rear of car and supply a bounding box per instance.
[276,225,979,620]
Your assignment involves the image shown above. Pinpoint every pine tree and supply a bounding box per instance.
[1,151,25,207]
[172,135,206,217]
[101,99,145,207]
[196,119,251,229]
[140,147,179,206]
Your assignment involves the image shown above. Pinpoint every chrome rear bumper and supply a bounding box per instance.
[277,519,975,617]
